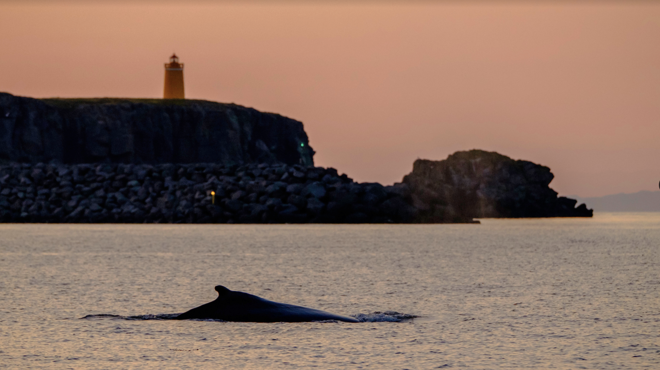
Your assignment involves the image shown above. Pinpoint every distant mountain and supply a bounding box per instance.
[571,191,660,212]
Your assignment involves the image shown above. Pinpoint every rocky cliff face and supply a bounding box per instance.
[401,150,592,221]
[0,93,314,166]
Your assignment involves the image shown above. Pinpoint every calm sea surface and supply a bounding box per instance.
[1,213,659,369]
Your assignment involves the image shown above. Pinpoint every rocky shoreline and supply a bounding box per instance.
[0,162,423,224]
[0,93,593,223]
[0,151,593,224]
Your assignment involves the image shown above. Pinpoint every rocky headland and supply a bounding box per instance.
[0,92,313,166]
[0,93,591,223]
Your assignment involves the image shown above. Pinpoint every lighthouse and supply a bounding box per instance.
[163,54,185,99]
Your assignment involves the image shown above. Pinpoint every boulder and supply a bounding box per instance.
[302,182,327,199]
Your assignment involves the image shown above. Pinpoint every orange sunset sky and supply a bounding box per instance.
[1,1,658,197]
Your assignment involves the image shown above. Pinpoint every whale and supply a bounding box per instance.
[175,285,359,323]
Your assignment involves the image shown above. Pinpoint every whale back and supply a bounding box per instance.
[175,285,358,322]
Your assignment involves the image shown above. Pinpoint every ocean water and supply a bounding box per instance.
[1,213,659,369]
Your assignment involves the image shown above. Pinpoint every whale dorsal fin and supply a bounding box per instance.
[215,285,230,296]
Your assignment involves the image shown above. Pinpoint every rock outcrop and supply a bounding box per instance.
[402,150,592,221]
[0,92,314,166]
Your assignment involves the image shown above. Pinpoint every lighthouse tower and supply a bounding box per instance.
[163,54,185,99]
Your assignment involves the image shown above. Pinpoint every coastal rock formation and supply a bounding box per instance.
[0,152,591,224]
[402,150,592,221]
[0,92,314,166]
[0,162,417,223]
[0,93,592,223]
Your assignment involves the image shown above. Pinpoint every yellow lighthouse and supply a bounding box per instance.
[163,54,185,99]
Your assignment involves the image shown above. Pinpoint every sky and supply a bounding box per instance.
[0,1,658,197]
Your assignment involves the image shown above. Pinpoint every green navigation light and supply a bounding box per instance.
[300,143,305,147]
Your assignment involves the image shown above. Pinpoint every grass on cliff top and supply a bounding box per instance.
[40,97,229,109]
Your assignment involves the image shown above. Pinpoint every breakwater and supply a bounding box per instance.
[0,150,593,224]
[0,162,420,224]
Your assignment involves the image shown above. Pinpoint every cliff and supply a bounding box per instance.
[401,150,592,221]
[0,92,314,166]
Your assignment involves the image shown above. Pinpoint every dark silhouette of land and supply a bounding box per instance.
[0,94,592,223]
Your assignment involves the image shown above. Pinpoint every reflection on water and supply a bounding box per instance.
[1,213,659,368]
